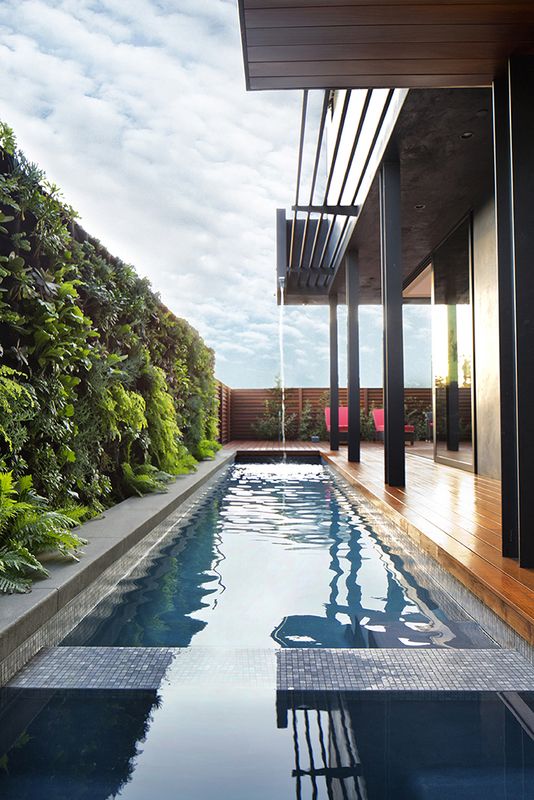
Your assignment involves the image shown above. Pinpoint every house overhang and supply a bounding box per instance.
[277,86,494,306]
[277,87,408,305]
[238,1,534,91]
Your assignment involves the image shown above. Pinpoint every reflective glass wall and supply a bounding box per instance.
[432,218,474,469]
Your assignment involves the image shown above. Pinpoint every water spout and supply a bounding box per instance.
[278,277,286,457]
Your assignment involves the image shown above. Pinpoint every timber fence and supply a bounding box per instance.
[217,385,437,441]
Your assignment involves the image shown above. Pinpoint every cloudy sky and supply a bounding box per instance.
[0,0,431,388]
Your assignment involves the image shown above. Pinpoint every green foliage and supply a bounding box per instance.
[253,379,298,441]
[0,122,219,518]
[298,401,314,440]
[191,438,221,460]
[121,463,174,497]
[0,472,86,593]
[0,367,36,469]
[404,396,433,441]
[0,122,220,591]
[360,410,376,441]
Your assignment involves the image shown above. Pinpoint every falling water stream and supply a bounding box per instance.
[278,277,286,452]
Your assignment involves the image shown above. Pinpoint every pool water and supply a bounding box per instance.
[2,461,529,800]
[1,686,533,799]
[63,463,493,649]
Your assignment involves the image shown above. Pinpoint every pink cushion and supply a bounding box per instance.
[372,408,385,431]
[373,408,414,434]
[324,407,349,432]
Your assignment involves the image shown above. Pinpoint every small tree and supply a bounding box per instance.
[298,401,315,440]
[252,379,297,440]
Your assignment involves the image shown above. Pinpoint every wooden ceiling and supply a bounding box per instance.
[238,1,534,90]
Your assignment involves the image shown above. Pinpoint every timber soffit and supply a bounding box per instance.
[238,1,534,92]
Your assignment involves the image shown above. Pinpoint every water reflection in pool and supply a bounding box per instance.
[63,463,493,649]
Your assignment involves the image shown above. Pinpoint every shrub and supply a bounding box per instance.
[253,380,298,441]
[0,472,86,593]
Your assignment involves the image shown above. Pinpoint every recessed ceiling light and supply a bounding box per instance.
[414,203,426,210]
[461,131,473,139]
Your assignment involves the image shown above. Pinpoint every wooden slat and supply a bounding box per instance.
[246,23,534,47]
[229,386,432,438]
[240,3,534,89]
[248,42,513,62]
[249,58,499,77]
[244,6,534,28]
[245,0,529,7]
[249,75,493,89]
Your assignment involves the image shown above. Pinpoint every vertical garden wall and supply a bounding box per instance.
[0,121,219,519]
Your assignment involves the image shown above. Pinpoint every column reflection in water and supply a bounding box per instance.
[432,218,474,469]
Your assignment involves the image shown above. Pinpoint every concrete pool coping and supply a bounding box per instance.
[0,449,235,677]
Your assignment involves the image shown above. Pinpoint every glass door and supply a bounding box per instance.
[432,218,475,470]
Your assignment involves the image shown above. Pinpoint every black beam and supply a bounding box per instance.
[329,293,340,451]
[276,208,287,304]
[379,156,405,487]
[346,252,360,462]
[292,204,360,217]
[492,72,518,559]
[499,57,534,567]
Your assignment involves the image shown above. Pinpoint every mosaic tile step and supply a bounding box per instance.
[7,646,277,690]
[10,646,534,693]
[278,648,534,692]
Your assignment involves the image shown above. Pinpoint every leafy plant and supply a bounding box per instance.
[0,122,219,518]
[191,438,221,460]
[121,463,174,497]
[253,379,298,441]
[298,401,316,440]
[0,472,86,593]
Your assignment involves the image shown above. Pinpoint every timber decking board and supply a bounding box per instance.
[225,440,534,644]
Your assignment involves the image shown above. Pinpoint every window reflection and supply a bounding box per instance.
[432,218,474,468]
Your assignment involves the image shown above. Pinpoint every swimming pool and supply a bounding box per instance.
[3,460,532,800]
[63,462,493,650]
[1,685,533,799]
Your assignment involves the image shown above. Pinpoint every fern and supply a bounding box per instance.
[192,439,221,461]
[0,472,86,592]
[122,463,174,497]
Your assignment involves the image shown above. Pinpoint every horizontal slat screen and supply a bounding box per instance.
[217,382,232,444]
[226,387,433,439]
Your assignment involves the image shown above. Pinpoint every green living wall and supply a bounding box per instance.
[0,123,219,590]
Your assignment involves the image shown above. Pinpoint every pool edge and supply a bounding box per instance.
[323,452,534,663]
[0,449,236,686]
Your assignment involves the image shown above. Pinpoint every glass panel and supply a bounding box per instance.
[432,219,474,468]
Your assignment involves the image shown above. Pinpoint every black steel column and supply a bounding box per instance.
[494,57,534,567]
[493,71,518,559]
[346,251,360,462]
[329,293,339,451]
[379,156,405,487]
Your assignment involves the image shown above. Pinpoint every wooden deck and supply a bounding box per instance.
[225,440,534,647]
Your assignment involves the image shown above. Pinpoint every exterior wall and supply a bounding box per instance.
[473,197,501,479]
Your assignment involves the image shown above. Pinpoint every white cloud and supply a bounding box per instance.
[0,0,431,388]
